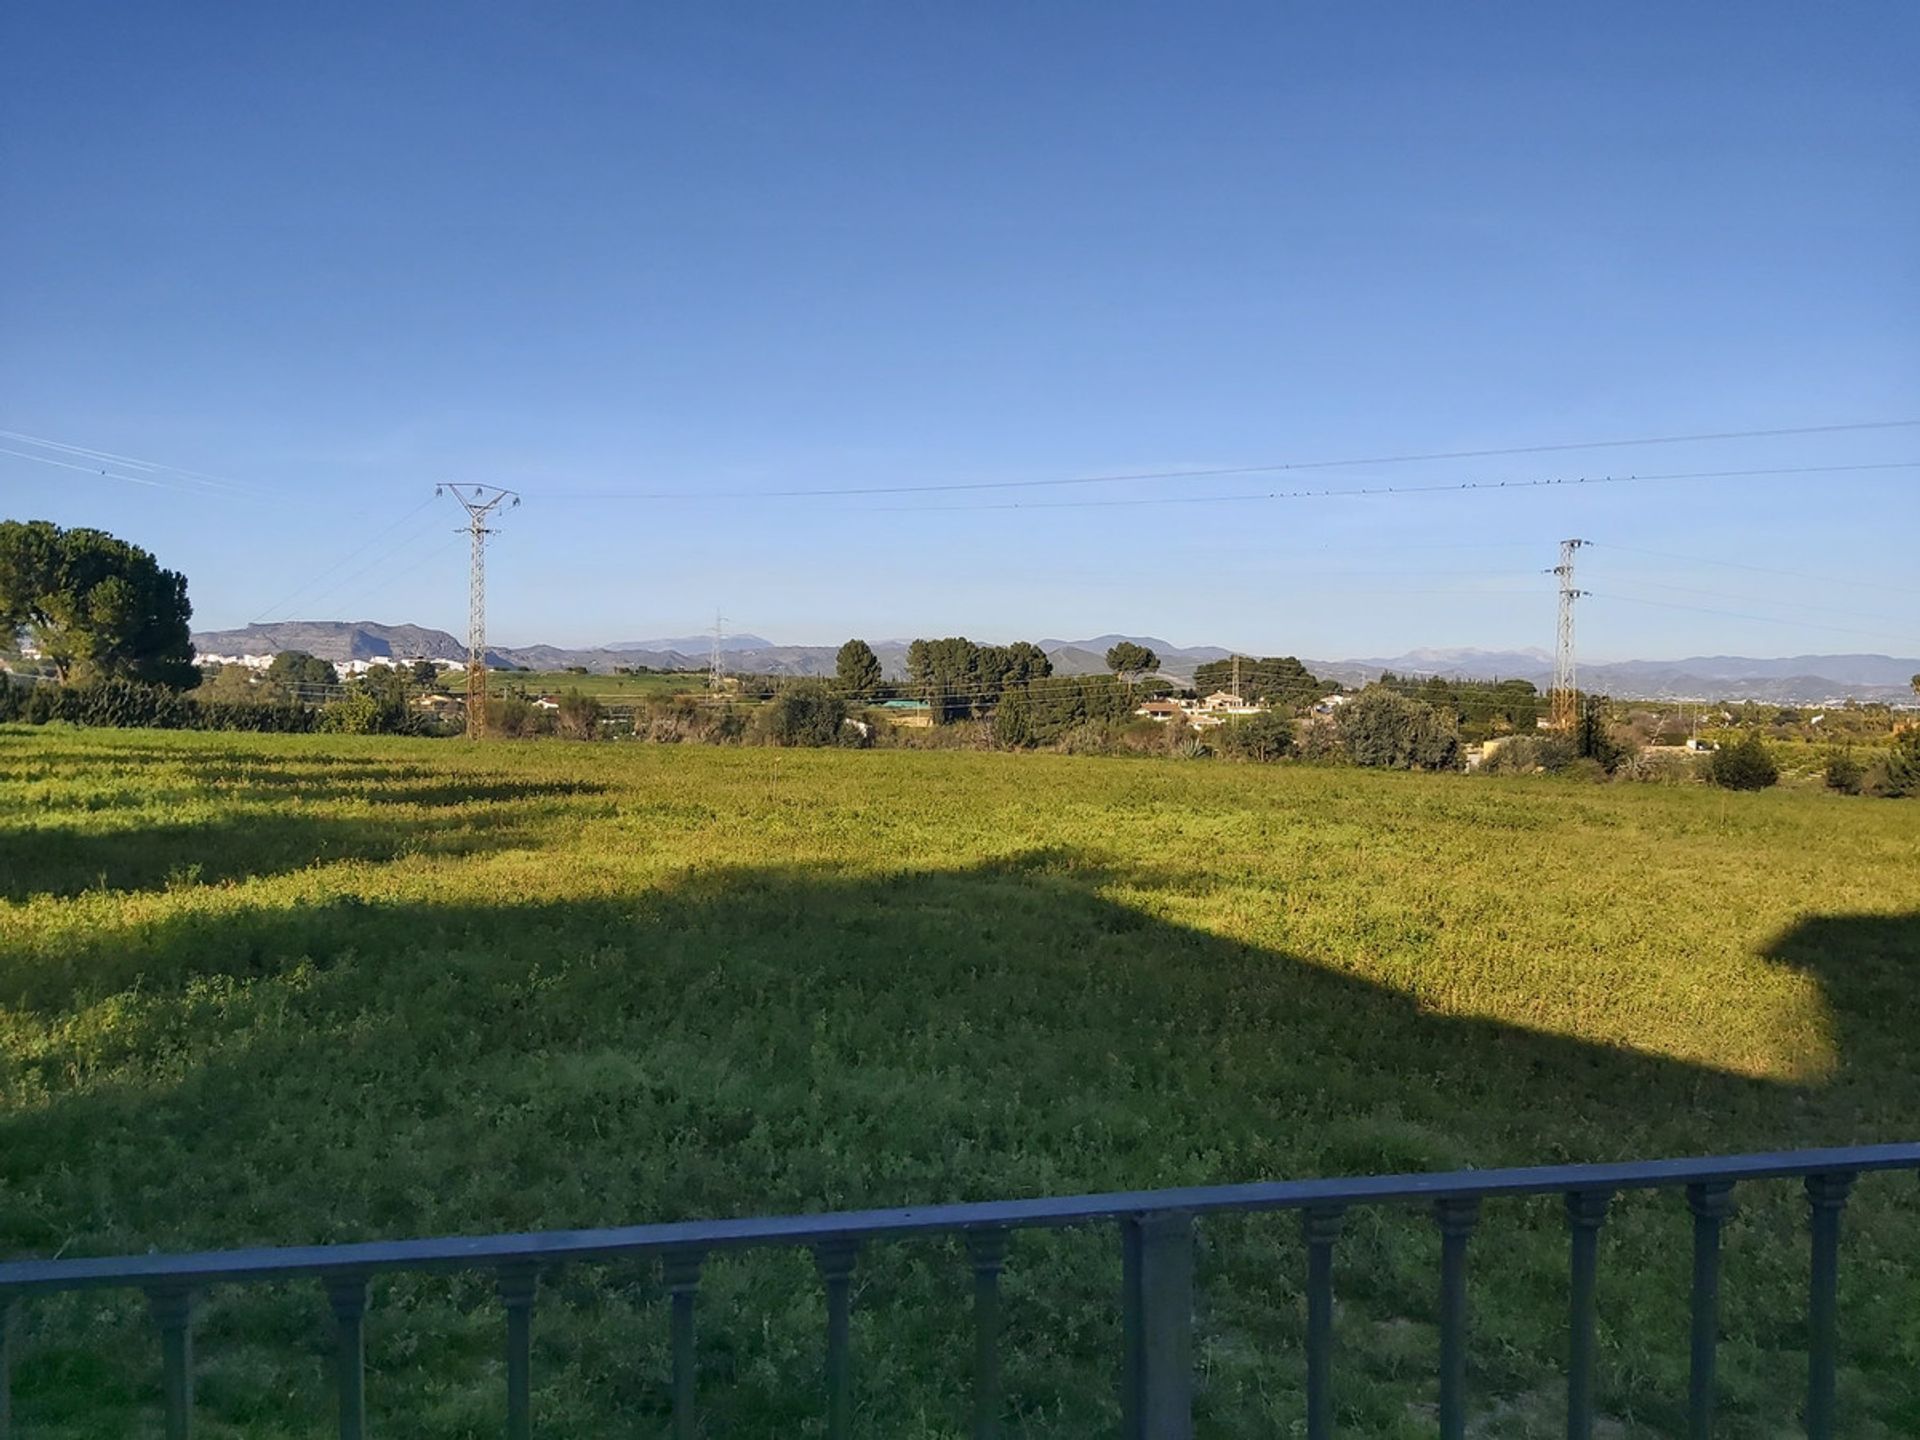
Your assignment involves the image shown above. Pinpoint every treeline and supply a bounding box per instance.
[0,660,455,737]
[1190,655,1330,708]
[0,678,317,732]
[1371,671,1543,740]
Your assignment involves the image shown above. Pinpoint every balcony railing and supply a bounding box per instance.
[2,1143,1915,1439]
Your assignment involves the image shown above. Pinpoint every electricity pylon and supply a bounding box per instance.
[1547,538,1588,733]
[439,484,519,737]
[709,609,727,692]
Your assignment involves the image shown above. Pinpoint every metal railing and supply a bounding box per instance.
[1,1143,1915,1439]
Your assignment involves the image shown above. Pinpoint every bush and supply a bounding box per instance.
[486,695,551,738]
[1057,721,1118,756]
[1297,716,1346,763]
[1338,687,1459,770]
[0,678,318,733]
[555,690,604,740]
[993,688,1033,748]
[1617,750,1695,785]
[1706,733,1779,791]
[753,683,847,747]
[1824,750,1865,795]
[1874,731,1920,798]
[1478,735,1578,775]
[1215,710,1295,762]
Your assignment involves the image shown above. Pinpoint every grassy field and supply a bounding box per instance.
[497,670,708,699]
[1,727,1917,1437]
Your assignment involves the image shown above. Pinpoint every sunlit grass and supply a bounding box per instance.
[2,725,1916,1436]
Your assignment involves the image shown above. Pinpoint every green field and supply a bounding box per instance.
[496,670,709,700]
[2,727,1917,1437]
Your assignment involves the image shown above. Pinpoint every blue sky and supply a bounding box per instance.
[3,3,1916,660]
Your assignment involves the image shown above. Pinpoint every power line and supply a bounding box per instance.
[523,460,1920,516]
[1590,541,1920,600]
[252,495,441,621]
[1590,575,1916,627]
[0,445,184,493]
[253,513,449,622]
[857,461,1920,515]
[1588,591,1920,649]
[535,420,1920,502]
[0,430,262,497]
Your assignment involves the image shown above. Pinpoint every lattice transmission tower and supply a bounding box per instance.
[709,609,728,692]
[1547,537,1588,733]
[439,484,519,738]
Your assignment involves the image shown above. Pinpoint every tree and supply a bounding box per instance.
[411,659,441,687]
[835,639,883,699]
[1706,733,1779,791]
[756,681,847,746]
[1191,655,1327,709]
[1337,686,1459,770]
[1878,730,1920,798]
[0,520,194,686]
[1576,693,1629,771]
[1105,642,1158,688]
[1216,709,1295,762]
[994,686,1033,747]
[265,650,339,694]
[906,636,987,723]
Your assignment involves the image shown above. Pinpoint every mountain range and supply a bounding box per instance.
[188,621,1920,705]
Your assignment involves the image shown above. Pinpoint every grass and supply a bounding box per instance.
[497,669,706,699]
[1,725,1917,1437]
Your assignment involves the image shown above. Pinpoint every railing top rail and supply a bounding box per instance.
[3,1143,1913,1295]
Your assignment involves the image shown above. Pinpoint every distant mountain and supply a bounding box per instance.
[193,621,479,665]
[607,634,773,653]
[1039,635,1232,685]
[190,623,1919,704]
[1298,647,1919,704]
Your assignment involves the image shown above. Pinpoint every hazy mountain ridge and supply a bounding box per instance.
[188,623,1919,703]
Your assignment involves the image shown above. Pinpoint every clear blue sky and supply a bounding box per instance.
[3,3,1916,661]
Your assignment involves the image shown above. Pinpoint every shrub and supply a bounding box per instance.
[993,688,1033,747]
[1824,750,1865,795]
[1875,731,1920,798]
[0,678,318,733]
[1057,721,1117,756]
[754,683,847,747]
[1297,716,1346,763]
[555,690,604,740]
[1215,710,1295,762]
[1338,687,1459,770]
[1706,733,1779,791]
[1478,735,1580,775]
[1617,750,1695,785]
[486,695,552,738]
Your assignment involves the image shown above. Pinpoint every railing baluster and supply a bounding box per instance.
[814,1238,861,1440]
[1685,1180,1734,1439]
[1565,1189,1611,1440]
[662,1248,704,1440]
[325,1274,370,1440]
[1120,1210,1195,1440]
[1805,1172,1854,1440]
[1302,1205,1344,1440]
[965,1229,1009,1440]
[145,1284,196,1440]
[496,1264,539,1440]
[1432,1197,1479,1440]
[1,1290,14,1440]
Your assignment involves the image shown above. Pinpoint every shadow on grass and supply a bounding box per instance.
[1,858,1912,1435]
[0,794,579,906]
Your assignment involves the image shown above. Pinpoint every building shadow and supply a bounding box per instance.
[2,861,1912,1435]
